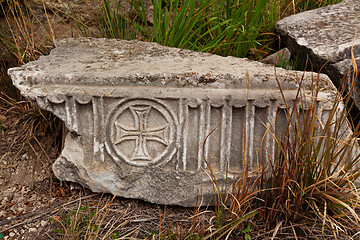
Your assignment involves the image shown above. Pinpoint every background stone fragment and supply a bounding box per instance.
[276,0,360,108]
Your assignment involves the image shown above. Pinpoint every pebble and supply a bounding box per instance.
[29,228,37,232]
[16,207,24,213]
[40,220,47,227]
[9,232,15,237]
[21,153,28,160]
[0,114,6,122]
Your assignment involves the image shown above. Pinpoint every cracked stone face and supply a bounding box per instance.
[7,38,356,206]
[276,0,360,109]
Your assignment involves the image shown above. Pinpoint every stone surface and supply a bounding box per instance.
[260,48,292,69]
[276,0,360,108]
[7,38,353,206]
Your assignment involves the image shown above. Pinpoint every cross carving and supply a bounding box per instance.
[113,106,169,161]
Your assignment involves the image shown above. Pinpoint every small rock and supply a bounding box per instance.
[70,182,82,190]
[29,228,37,232]
[16,207,24,213]
[1,196,8,205]
[0,114,6,122]
[260,48,292,69]
[40,220,48,227]
[9,232,15,237]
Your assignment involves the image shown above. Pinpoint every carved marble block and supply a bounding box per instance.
[8,38,354,206]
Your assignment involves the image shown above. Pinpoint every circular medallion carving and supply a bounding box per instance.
[106,99,177,166]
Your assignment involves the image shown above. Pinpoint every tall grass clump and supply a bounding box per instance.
[61,0,137,39]
[146,0,278,59]
[96,0,137,39]
[0,0,62,145]
[0,0,54,64]
[206,60,360,239]
[64,0,279,60]
[250,57,360,237]
[64,0,343,61]
[280,0,343,17]
[0,0,54,102]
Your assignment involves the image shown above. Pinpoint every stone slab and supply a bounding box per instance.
[8,38,353,206]
[276,0,360,108]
